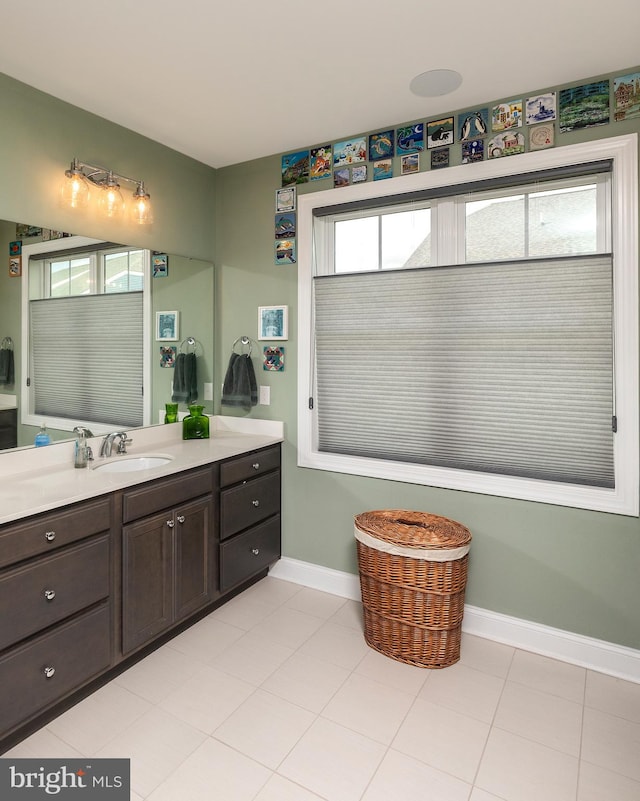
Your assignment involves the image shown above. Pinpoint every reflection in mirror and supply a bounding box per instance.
[0,219,214,451]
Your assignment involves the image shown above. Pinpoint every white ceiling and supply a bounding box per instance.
[1,0,638,169]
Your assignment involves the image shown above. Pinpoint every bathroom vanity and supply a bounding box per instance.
[0,417,283,751]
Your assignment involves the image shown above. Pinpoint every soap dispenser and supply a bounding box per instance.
[74,430,88,468]
[34,423,51,447]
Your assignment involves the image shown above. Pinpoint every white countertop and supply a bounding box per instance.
[0,416,284,526]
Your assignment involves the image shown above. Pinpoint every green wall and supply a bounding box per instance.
[214,66,640,651]
[0,73,216,444]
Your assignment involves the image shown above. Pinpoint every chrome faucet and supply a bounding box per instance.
[99,431,133,457]
[73,426,94,462]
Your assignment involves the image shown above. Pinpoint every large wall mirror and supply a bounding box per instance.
[0,218,214,451]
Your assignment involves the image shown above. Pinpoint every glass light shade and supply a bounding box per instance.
[60,169,90,209]
[98,180,125,219]
[130,184,153,225]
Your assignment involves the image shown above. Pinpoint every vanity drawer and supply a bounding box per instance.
[0,535,110,651]
[220,445,280,487]
[0,603,111,738]
[122,466,212,523]
[220,471,280,540]
[0,498,111,569]
[220,515,281,592]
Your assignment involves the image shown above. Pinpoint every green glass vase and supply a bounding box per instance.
[182,404,209,440]
[164,402,178,423]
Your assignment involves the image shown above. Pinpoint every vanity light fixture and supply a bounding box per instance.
[60,158,153,225]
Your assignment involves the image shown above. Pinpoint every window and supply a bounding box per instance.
[21,237,151,433]
[298,134,639,515]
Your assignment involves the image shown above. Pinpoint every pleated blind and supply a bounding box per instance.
[314,255,614,487]
[30,292,143,427]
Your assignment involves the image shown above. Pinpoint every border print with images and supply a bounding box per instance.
[396,123,424,154]
[351,164,367,183]
[275,239,296,264]
[276,186,296,212]
[334,137,367,166]
[457,108,489,141]
[427,117,454,148]
[368,130,394,161]
[281,150,310,186]
[526,93,556,125]
[334,167,350,187]
[491,100,523,131]
[373,159,393,181]
[613,72,640,122]
[310,145,332,180]
[461,139,484,163]
[400,153,419,175]
[275,212,296,239]
[487,131,525,159]
[559,81,610,132]
[529,123,554,151]
[430,148,449,169]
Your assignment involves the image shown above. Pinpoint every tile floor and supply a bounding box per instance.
[4,576,640,801]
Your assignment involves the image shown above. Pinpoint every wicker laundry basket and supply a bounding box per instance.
[355,509,472,668]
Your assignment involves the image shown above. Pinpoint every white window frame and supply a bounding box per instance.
[297,133,639,516]
[20,236,152,434]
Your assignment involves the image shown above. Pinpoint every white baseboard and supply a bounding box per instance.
[269,556,640,684]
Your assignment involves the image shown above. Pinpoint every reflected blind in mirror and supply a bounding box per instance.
[30,292,143,427]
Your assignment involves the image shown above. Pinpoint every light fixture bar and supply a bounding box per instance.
[61,158,153,224]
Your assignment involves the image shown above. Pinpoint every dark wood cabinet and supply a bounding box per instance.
[0,408,17,450]
[0,442,281,751]
[121,468,216,655]
[219,444,281,592]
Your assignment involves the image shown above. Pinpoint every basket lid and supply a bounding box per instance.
[354,509,471,550]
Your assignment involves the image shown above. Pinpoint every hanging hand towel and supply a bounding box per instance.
[172,352,198,404]
[221,353,257,410]
[0,343,14,386]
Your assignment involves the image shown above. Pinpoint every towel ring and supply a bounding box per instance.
[179,337,202,354]
[232,336,253,357]
[1,336,13,349]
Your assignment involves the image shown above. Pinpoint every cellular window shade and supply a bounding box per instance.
[30,292,143,427]
[313,255,614,488]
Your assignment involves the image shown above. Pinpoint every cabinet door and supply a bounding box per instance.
[122,511,173,655]
[175,496,217,621]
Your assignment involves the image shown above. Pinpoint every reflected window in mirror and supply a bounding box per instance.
[22,237,151,434]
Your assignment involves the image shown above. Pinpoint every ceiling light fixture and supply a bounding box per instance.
[60,158,153,225]
[409,69,463,98]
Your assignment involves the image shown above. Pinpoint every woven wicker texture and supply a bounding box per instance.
[355,509,471,669]
[354,509,471,549]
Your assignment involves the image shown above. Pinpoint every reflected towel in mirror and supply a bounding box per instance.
[171,352,198,404]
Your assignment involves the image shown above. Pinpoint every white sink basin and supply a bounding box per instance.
[93,455,173,473]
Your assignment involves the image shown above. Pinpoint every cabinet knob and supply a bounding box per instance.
[43,666,56,679]
[176,515,186,524]
[252,499,260,507]
[251,548,260,556]
[45,531,56,542]
[44,589,56,601]
[166,519,175,528]
[252,462,260,470]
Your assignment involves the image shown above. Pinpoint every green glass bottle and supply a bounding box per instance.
[182,404,209,440]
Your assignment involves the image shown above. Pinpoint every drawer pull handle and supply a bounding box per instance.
[252,462,260,470]
[252,500,260,507]
[45,531,56,542]
[251,548,260,555]
[43,666,56,679]
[44,589,56,601]
[166,519,175,528]
[176,515,186,524]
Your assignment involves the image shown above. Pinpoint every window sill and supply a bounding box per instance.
[298,449,638,517]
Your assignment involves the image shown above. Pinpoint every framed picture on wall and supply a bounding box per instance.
[156,310,179,341]
[258,305,288,341]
